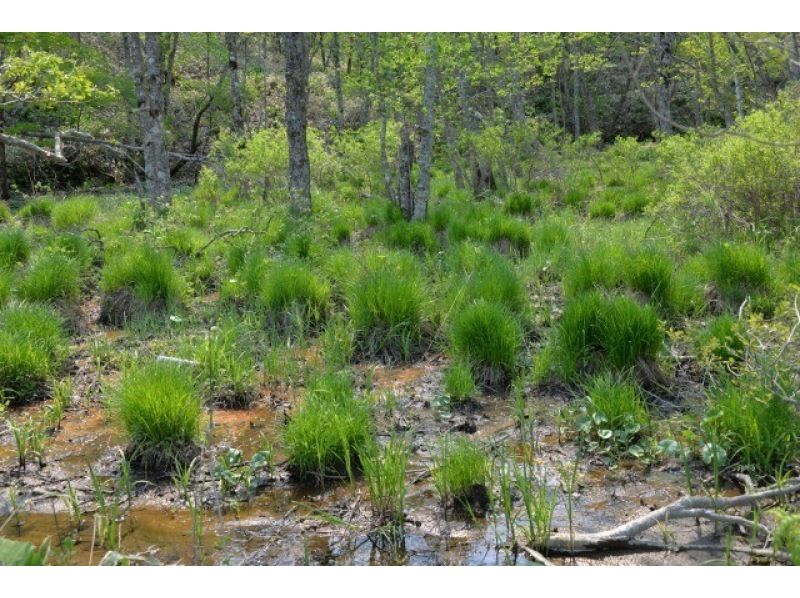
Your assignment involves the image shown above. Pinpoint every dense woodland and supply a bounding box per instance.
[1,32,800,567]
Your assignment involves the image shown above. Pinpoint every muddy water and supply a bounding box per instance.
[1,361,751,566]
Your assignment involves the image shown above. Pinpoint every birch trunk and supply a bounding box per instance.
[283,32,312,213]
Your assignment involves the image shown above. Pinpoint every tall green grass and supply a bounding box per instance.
[0,228,30,269]
[16,254,81,304]
[51,196,99,230]
[109,362,203,471]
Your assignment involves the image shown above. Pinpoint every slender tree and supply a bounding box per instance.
[283,32,312,213]
[226,32,245,134]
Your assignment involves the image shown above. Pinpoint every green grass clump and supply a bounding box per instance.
[0,271,13,306]
[347,254,426,363]
[562,247,622,297]
[330,218,352,244]
[0,228,30,269]
[588,200,616,219]
[694,315,746,365]
[450,300,521,389]
[283,371,373,483]
[484,216,532,256]
[624,246,677,312]
[260,262,330,332]
[620,191,649,216]
[100,246,183,325]
[285,232,313,259]
[16,254,81,304]
[18,197,54,221]
[365,198,403,226]
[361,436,409,525]
[110,362,202,471]
[0,303,66,404]
[382,220,439,254]
[460,252,526,314]
[704,377,800,480]
[432,435,489,513]
[51,196,99,230]
[551,292,662,380]
[578,372,650,457]
[531,217,571,253]
[0,202,11,223]
[444,360,476,403]
[705,242,771,309]
[505,191,538,216]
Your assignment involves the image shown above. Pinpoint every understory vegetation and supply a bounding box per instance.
[2,30,800,567]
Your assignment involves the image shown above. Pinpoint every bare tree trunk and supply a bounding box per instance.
[283,32,312,213]
[226,32,245,135]
[653,32,675,134]
[572,66,582,138]
[397,121,414,219]
[379,105,394,202]
[412,33,437,222]
[789,32,800,81]
[163,33,179,116]
[0,132,8,201]
[126,32,171,209]
[332,33,345,131]
[261,33,270,129]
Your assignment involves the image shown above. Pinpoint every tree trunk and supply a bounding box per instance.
[283,32,312,213]
[653,32,675,134]
[412,33,437,222]
[126,32,171,209]
[789,33,800,81]
[0,133,8,201]
[332,33,345,131]
[226,32,245,135]
[397,121,414,219]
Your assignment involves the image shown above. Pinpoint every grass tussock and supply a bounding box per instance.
[110,362,203,471]
[432,435,489,514]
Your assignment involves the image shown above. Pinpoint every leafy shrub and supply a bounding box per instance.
[704,376,800,480]
[444,360,476,403]
[551,292,663,380]
[705,242,771,309]
[450,300,521,389]
[283,371,373,483]
[0,303,66,404]
[260,262,330,332]
[51,196,99,230]
[432,435,489,513]
[694,315,746,365]
[0,228,30,269]
[100,246,183,325]
[347,253,426,362]
[588,200,616,219]
[16,254,81,304]
[110,362,202,471]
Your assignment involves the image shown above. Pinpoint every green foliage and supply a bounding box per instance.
[575,372,650,459]
[550,292,663,380]
[51,196,99,230]
[18,197,54,221]
[361,436,409,525]
[444,360,476,403]
[259,261,330,332]
[0,303,66,404]
[704,375,800,480]
[504,191,539,216]
[347,252,426,363]
[0,228,30,269]
[283,371,373,482]
[705,242,772,310]
[110,362,202,470]
[432,435,489,511]
[101,245,183,323]
[773,511,800,565]
[16,253,81,304]
[0,537,50,566]
[450,300,521,389]
[588,200,616,219]
[382,220,439,254]
[694,315,746,365]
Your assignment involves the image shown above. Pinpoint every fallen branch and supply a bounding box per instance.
[0,131,67,164]
[193,225,270,257]
[540,478,800,554]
